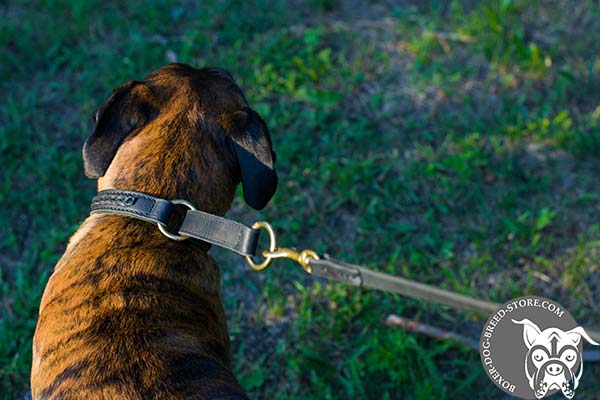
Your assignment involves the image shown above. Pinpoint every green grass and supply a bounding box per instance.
[2,0,600,398]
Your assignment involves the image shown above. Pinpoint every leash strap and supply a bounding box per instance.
[308,257,600,342]
[90,190,260,257]
[246,225,500,315]
[309,257,500,314]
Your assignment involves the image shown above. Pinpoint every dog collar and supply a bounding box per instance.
[90,189,260,257]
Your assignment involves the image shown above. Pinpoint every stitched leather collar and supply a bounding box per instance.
[90,189,260,257]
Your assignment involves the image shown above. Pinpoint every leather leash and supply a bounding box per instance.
[90,189,600,343]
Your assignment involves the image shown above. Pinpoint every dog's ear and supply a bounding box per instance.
[83,80,154,178]
[229,108,277,210]
[512,319,542,349]
[564,326,600,346]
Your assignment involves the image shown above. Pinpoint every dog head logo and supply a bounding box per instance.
[512,318,599,399]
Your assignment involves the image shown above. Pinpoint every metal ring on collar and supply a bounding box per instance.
[157,199,196,241]
[245,221,277,270]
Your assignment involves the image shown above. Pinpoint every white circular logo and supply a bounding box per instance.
[479,296,598,399]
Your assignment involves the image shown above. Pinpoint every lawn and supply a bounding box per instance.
[1,0,599,398]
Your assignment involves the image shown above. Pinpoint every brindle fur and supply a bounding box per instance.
[31,64,276,399]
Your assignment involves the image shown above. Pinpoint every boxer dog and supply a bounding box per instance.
[512,318,599,399]
[31,64,277,399]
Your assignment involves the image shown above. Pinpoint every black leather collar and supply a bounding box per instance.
[90,189,260,257]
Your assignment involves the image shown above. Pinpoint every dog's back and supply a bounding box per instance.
[31,64,277,399]
[33,216,244,399]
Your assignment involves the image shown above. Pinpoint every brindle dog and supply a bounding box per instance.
[31,64,277,399]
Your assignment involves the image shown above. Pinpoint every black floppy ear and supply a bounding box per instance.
[82,80,153,178]
[230,108,278,210]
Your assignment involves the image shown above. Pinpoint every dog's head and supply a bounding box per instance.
[83,63,277,214]
[512,318,599,399]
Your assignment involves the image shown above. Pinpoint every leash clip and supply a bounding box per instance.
[263,247,320,274]
[246,221,319,273]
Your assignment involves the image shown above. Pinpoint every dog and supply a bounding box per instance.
[512,318,599,399]
[31,63,277,399]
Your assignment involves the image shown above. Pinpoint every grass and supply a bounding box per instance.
[2,0,600,398]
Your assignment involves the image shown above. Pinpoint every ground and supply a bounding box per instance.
[1,0,599,399]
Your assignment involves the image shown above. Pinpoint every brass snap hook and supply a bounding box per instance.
[262,248,319,274]
[245,221,319,273]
